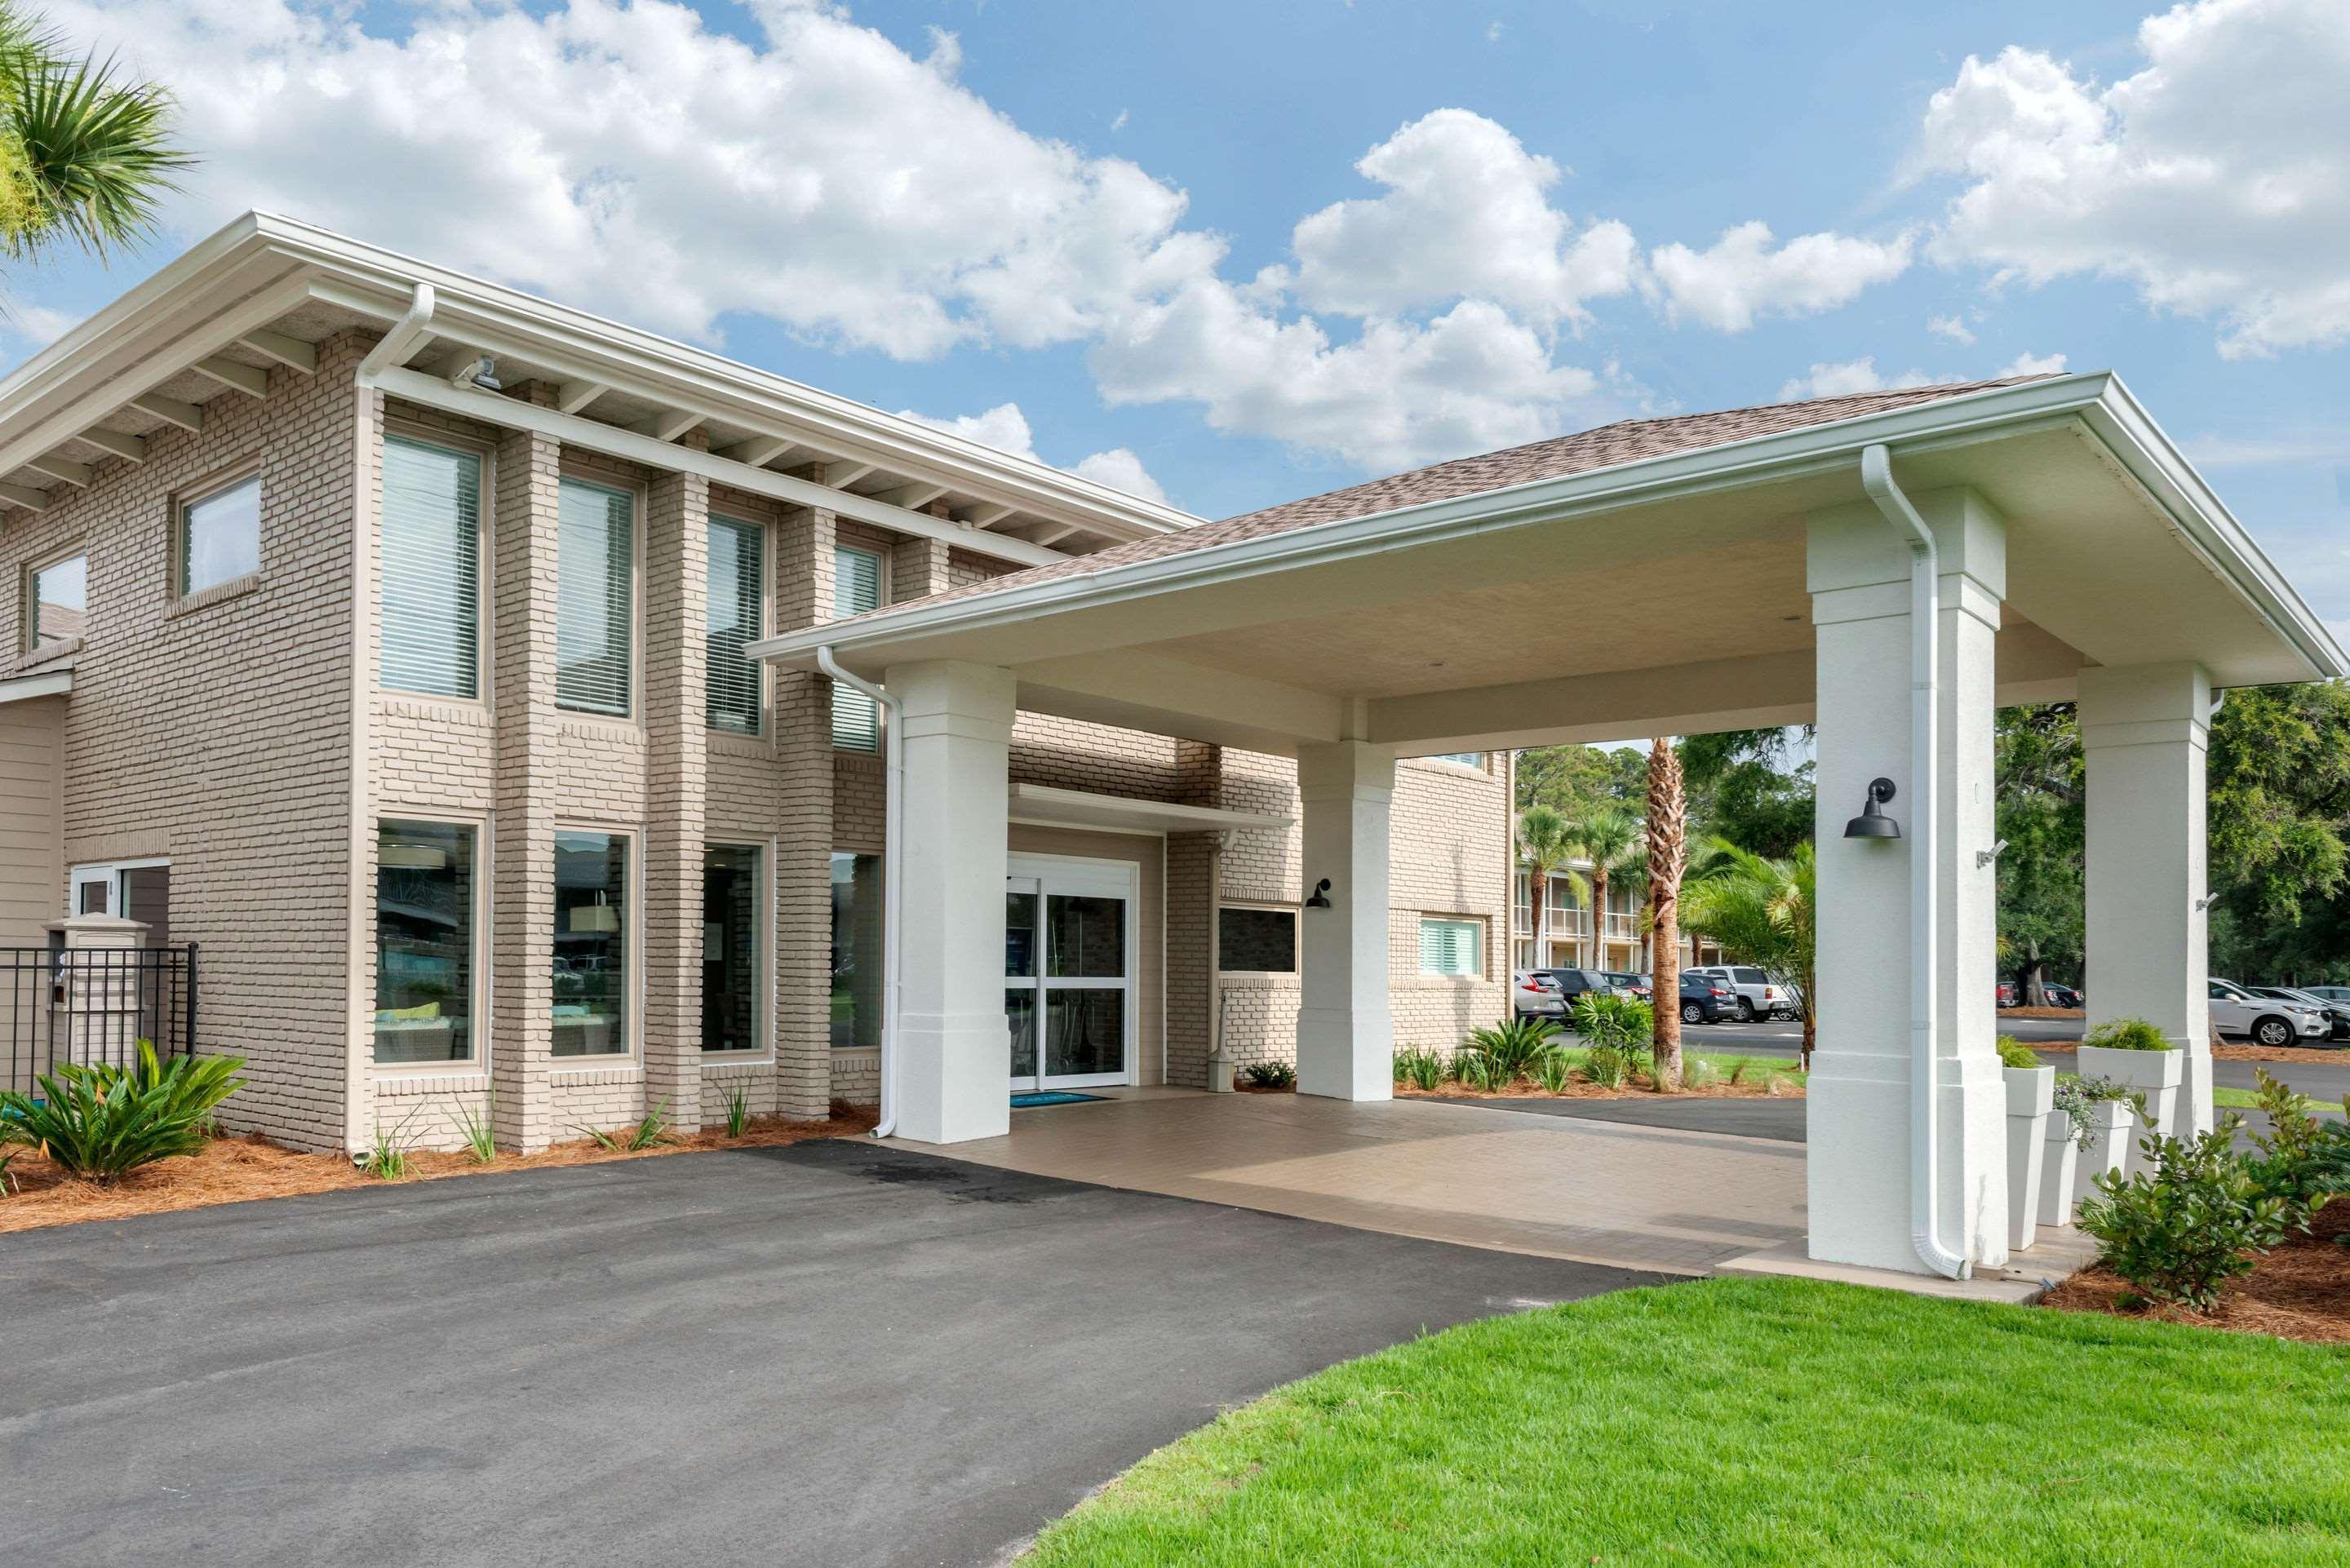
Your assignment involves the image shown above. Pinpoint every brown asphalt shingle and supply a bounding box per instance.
[889,374,2057,617]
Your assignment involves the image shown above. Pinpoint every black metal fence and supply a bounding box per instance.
[0,945,199,1096]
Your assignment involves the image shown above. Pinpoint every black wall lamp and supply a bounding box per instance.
[1305,878,1332,909]
[1844,777,1901,840]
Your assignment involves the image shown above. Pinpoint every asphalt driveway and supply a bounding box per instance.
[0,1140,1658,1568]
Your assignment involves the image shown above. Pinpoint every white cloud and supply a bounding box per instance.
[1999,350,2068,376]
[1916,0,2350,358]
[1286,109,1638,328]
[1109,108,1128,132]
[1,299,81,355]
[1486,20,1504,42]
[1926,313,1976,345]
[1648,220,1913,332]
[896,401,1168,503]
[1776,357,1934,401]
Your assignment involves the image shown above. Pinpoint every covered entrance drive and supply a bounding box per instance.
[756,373,2343,1279]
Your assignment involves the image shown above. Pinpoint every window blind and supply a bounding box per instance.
[831,544,884,750]
[380,436,481,698]
[556,477,634,715]
[707,515,764,734]
[1419,918,1481,977]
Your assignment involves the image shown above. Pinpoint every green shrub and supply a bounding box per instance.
[1457,1017,1562,1086]
[1683,1056,1718,1089]
[2076,1120,2287,1311]
[1994,1035,2041,1071]
[1393,1046,1445,1092]
[1570,992,1652,1052]
[1243,1061,1297,1090]
[361,1110,421,1180]
[1451,1051,1495,1091]
[583,1097,676,1152]
[452,1096,497,1163]
[0,1148,15,1194]
[1583,1044,1637,1089]
[2081,1017,2175,1052]
[0,1043,244,1184]
[1533,1050,1572,1094]
[2243,1069,2350,1230]
[720,1081,752,1137]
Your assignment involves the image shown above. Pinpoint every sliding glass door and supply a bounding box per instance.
[1005,857,1136,1092]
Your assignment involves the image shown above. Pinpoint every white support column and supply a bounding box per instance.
[2080,662,2213,1135]
[1806,489,2010,1273]
[889,659,1016,1144]
[1295,740,1394,1101]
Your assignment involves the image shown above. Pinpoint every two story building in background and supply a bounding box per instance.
[0,214,1517,1153]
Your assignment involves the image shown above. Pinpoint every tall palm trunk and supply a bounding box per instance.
[1587,866,1606,968]
[1647,737,1687,1092]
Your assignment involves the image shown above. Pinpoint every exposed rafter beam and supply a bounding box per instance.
[0,481,49,512]
[715,435,800,468]
[372,365,1068,569]
[1025,521,1083,547]
[129,393,203,433]
[556,380,608,414]
[824,461,877,489]
[636,409,702,442]
[875,481,951,512]
[78,428,145,465]
[237,328,317,374]
[24,453,90,488]
[193,356,269,397]
[963,503,1018,529]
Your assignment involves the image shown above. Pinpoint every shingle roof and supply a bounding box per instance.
[899,375,2054,613]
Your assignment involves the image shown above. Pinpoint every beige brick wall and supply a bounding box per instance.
[0,335,366,1149]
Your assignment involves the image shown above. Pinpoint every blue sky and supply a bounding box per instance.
[15,0,2350,636]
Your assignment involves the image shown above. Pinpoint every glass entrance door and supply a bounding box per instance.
[1006,860,1134,1092]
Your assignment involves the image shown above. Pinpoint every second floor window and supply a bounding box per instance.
[180,475,260,596]
[556,476,634,716]
[380,436,481,699]
[707,514,763,734]
[27,552,85,651]
[830,543,883,750]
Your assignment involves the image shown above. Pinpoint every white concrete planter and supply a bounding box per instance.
[2039,1113,2082,1228]
[2077,1044,2182,1178]
[2003,1065,2054,1252]
[2073,1098,2137,1204]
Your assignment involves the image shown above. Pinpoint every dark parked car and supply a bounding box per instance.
[1516,968,1619,1020]
[1603,970,1652,1001]
[2039,982,2082,1008]
[1676,972,1737,1025]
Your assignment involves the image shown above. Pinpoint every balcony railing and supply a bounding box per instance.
[1602,912,1636,940]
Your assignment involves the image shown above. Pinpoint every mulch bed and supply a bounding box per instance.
[2000,1006,2086,1020]
[0,1104,876,1237]
[1399,1070,1802,1104]
[2043,1199,2350,1343]
[2029,1040,2348,1065]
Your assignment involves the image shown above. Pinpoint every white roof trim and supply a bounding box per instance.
[753,373,2345,683]
[1008,783,1290,837]
[0,667,70,704]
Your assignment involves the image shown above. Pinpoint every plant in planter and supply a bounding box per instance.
[2077,1017,2180,1179]
[2076,1118,2287,1312]
[1996,1035,2054,1251]
[2055,1074,2147,1213]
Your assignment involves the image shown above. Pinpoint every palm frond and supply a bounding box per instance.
[3,47,193,262]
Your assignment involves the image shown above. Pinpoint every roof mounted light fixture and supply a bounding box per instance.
[447,354,501,392]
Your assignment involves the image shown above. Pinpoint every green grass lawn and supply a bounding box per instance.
[1026,1277,2350,1566]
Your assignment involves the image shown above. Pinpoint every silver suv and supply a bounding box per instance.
[2208,977,2326,1047]
[1688,965,1797,1022]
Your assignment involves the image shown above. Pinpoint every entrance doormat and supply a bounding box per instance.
[1010,1092,1107,1109]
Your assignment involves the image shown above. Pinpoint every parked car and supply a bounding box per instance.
[2209,977,2328,1047]
[1516,968,1619,1020]
[1688,964,1797,1021]
[2040,982,2082,1008]
[2250,986,2350,1042]
[1676,972,1738,1025]
[1995,980,2019,1008]
[1603,970,1652,1001]
[1511,969,1564,1018]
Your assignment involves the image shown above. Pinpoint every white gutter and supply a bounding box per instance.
[1860,444,1969,1282]
[819,648,903,1139]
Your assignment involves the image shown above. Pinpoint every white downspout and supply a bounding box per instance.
[1860,443,1970,1281]
[818,648,902,1139]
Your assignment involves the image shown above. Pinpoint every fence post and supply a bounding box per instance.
[184,941,200,1060]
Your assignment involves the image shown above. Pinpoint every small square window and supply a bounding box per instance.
[27,553,85,651]
[1218,907,1297,972]
[180,476,261,596]
[1418,918,1482,977]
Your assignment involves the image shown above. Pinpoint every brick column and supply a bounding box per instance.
[891,534,951,601]
[491,428,561,1151]
[771,505,838,1118]
[644,467,711,1130]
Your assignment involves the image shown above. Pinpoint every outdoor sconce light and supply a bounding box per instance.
[1843,777,1901,840]
[1305,878,1332,909]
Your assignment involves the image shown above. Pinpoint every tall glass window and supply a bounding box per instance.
[707,515,764,734]
[556,477,634,715]
[830,545,883,750]
[703,843,762,1052]
[380,436,481,698]
[27,553,85,652]
[553,830,631,1056]
[374,821,476,1064]
[180,475,261,595]
[829,852,882,1048]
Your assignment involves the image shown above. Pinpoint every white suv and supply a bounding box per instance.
[1689,965,1796,1022]
[2208,978,2327,1048]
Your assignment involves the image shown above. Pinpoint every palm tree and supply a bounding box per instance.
[1570,807,1641,971]
[1683,837,1819,1067]
[0,8,188,269]
[1515,805,1587,972]
[1645,738,1687,1091]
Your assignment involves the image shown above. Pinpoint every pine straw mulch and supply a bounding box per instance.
[1397,1069,1804,1104]
[2042,1198,2350,1344]
[2029,1039,2348,1065]
[0,1104,877,1237]
[1999,1006,2086,1020]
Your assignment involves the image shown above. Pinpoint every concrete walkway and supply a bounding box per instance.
[896,1089,1807,1276]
